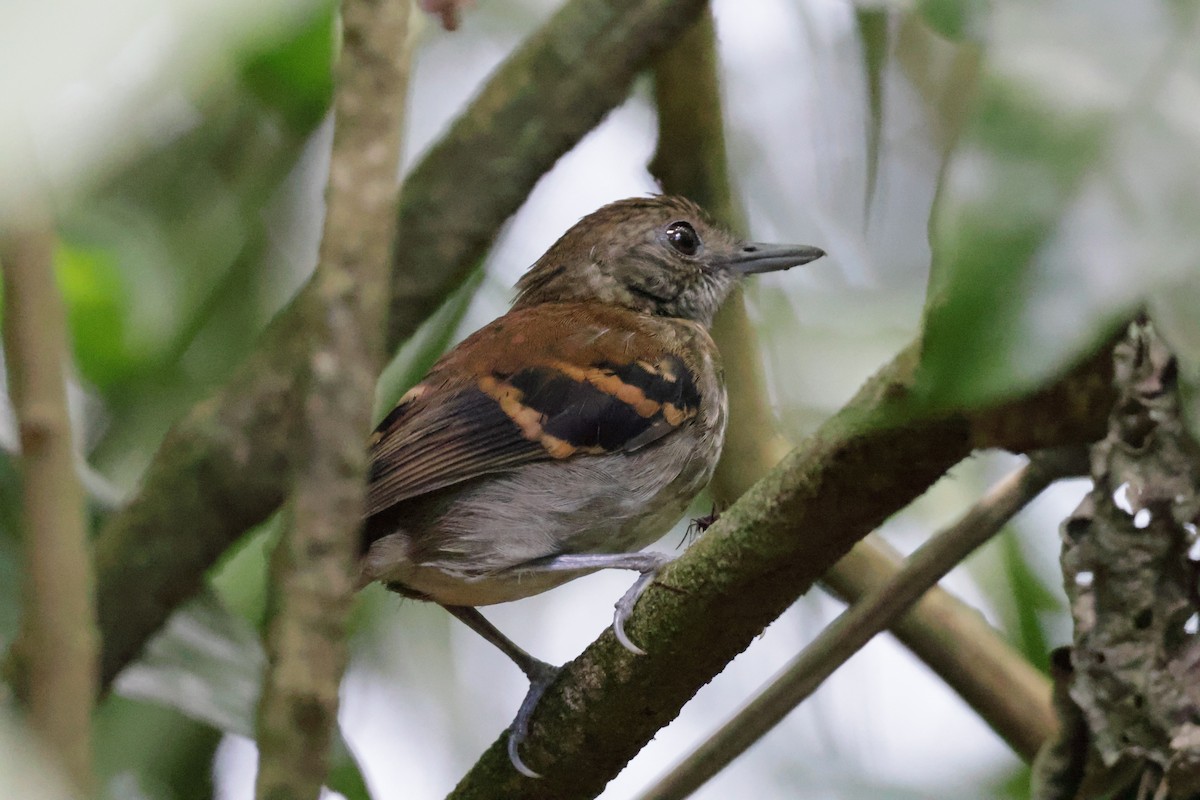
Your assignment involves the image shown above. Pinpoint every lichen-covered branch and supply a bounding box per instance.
[1057,319,1200,799]
[1,224,98,791]
[447,340,1113,798]
[252,1,410,797]
[83,0,710,694]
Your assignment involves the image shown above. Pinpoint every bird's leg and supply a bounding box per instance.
[444,552,672,775]
[443,605,558,778]
[519,552,675,655]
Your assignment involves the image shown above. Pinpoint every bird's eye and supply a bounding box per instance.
[665,221,701,256]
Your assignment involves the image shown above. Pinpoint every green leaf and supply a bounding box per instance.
[115,589,264,738]
[55,242,137,390]
[996,529,1059,674]
[856,7,889,217]
[918,0,1200,410]
[917,0,988,41]
[241,2,337,129]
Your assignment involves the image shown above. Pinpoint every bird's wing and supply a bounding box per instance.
[365,304,703,517]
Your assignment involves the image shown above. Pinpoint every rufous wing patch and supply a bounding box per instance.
[481,354,701,457]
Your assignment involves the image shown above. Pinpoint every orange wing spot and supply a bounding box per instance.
[550,360,662,418]
[540,434,605,458]
[607,374,662,417]
[478,375,545,441]
[635,359,660,375]
[589,371,661,418]
[657,359,680,383]
[540,434,577,459]
[661,402,696,427]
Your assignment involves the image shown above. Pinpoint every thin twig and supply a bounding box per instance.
[1,224,98,792]
[637,449,1084,800]
[826,534,1058,759]
[252,0,411,797]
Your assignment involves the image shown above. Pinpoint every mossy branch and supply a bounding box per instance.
[639,448,1085,800]
[447,339,1113,798]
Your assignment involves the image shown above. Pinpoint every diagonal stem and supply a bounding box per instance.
[637,448,1086,800]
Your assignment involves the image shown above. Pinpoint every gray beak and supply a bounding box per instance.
[724,243,826,275]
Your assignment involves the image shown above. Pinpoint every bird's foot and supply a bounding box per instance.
[513,551,677,655]
[612,552,675,655]
[508,658,560,778]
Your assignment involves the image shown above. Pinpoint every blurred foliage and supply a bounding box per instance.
[56,243,137,391]
[994,529,1059,676]
[0,455,23,641]
[95,696,222,800]
[242,4,337,130]
[992,763,1035,800]
[0,708,75,799]
[53,1,336,489]
[373,266,486,421]
[114,589,373,799]
[916,0,987,41]
[918,0,1200,427]
[2,1,341,797]
[1,0,1196,796]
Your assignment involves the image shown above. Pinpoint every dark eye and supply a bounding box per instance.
[665,221,700,256]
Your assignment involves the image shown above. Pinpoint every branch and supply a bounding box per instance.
[1,224,98,791]
[253,1,410,797]
[714,332,1106,765]
[648,3,1058,771]
[638,448,1085,800]
[822,536,1058,759]
[711,358,1063,760]
[80,0,711,694]
[446,339,1113,798]
[647,5,735,225]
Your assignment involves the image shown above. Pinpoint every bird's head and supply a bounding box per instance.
[513,196,825,327]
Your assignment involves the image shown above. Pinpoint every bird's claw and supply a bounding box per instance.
[507,659,560,778]
[612,554,674,655]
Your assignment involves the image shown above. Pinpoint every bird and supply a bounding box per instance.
[361,195,825,776]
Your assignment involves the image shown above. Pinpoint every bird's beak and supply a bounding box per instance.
[723,243,826,275]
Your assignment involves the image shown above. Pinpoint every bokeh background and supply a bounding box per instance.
[5,0,1198,797]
